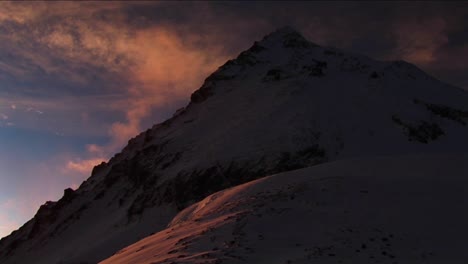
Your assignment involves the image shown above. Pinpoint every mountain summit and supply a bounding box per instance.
[1,28,468,264]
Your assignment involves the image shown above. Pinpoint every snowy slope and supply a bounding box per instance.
[1,27,468,264]
[102,154,468,264]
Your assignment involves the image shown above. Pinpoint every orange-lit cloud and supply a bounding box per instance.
[105,27,227,147]
[391,18,449,65]
[0,2,127,24]
[1,2,230,158]
[69,27,229,170]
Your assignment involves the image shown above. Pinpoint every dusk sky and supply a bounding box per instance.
[0,1,467,238]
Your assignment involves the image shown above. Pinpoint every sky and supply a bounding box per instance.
[0,1,467,239]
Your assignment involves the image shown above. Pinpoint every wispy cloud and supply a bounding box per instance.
[391,17,449,65]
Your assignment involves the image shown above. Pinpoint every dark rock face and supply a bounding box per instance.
[415,99,468,126]
[190,83,215,103]
[370,71,380,79]
[120,143,327,220]
[156,145,327,211]
[392,115,445,143]
[303,60,327,77]
[392,99,468,143]
[91,162,107,176]
[264,68,290,81]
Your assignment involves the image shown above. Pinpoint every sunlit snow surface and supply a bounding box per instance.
[103,154,468,264]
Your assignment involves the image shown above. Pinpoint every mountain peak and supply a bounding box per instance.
[259,26,317,49]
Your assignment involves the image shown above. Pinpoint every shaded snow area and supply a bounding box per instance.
[103,154,468,264]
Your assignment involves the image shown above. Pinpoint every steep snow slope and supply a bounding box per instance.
[2,27,468,264]
[103,154,468,264]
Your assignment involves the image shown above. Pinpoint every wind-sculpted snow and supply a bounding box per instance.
[2,27,468,264]
[103,155,468,264]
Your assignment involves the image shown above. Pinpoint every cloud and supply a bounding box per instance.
[0,2,37,24]
[391,17,449,65]
[86,144,102,154]
[76,26,229,159]
[0,2,127,24]
[0,2,230,151]
[0,113,12,127]
[26,107,43,115]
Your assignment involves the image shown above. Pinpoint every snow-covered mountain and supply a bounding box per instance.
[1,27,468,264]
[101,154,468,264]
